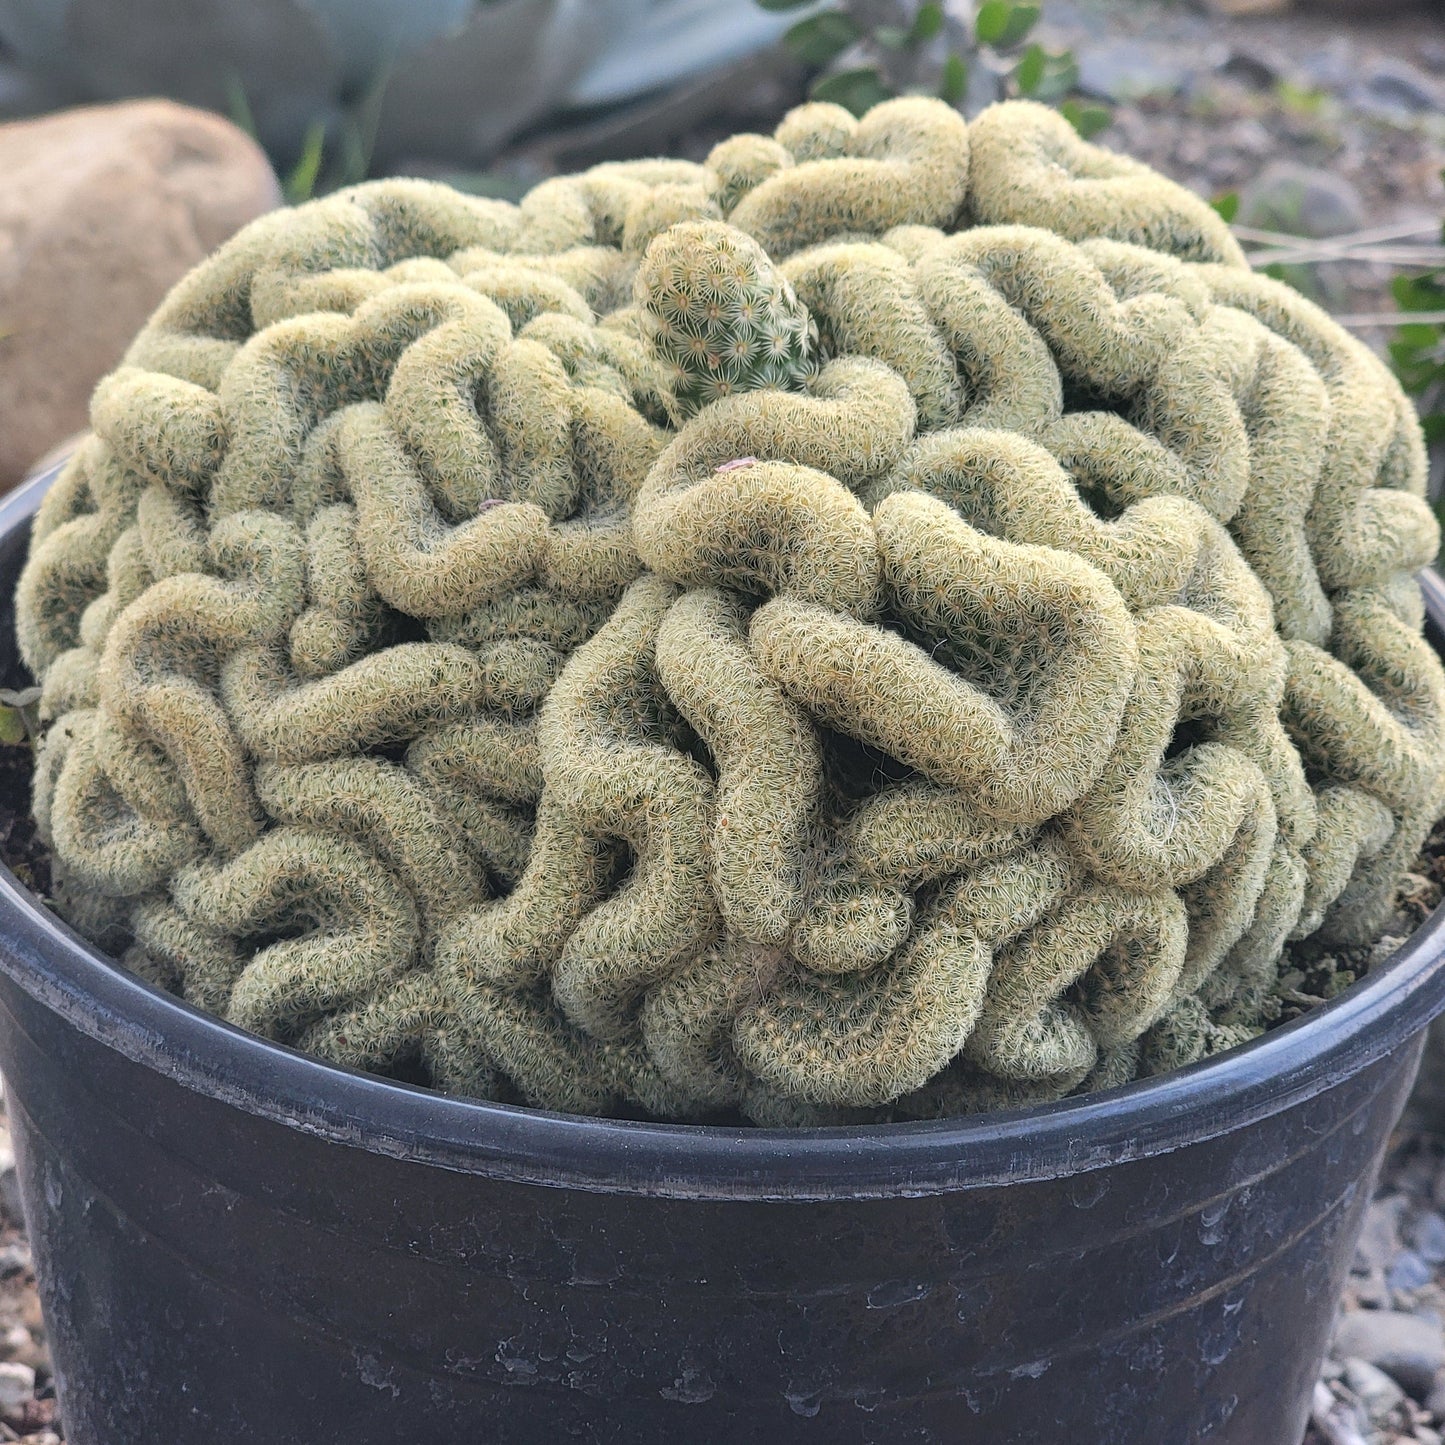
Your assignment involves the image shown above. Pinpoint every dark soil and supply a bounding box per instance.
[0,745,46,908]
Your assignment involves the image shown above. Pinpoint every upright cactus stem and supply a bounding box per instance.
[636,221,819,423]
[12,96,1445,1125]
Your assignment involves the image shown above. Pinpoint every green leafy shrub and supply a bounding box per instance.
[1391,270,1445,449]
[758,0,1109,133]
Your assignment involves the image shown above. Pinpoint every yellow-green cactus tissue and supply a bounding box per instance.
[15,97,1445,1124]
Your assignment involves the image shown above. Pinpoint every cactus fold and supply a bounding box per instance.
[14,97,1445,1124]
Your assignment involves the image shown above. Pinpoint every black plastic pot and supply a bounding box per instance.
[1,466,1443,1445]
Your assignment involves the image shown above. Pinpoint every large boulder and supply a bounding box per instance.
[0,99,279,491]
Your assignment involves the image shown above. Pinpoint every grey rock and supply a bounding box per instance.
[1222,118,1275,160]
[1355,1272,1395,1312]
[1296,40,1354,93]
[1311,1380,1372,1445]
[1367,934,1409,969]
[1426,1371,1445,1420]
[1333,1309,1445,1399]
[1413,1212,1445,1266]
[1218,48,1282,90]
[1239,160,1367,240]
[0,1243,31,1279]
[1343,1357,1406,1425]
[1389,1249,1434,1294]
[1357,1197,1408,1275]
[1358,59,1445,118]
[1077,39,1196,102]
[0,1361,33,1414]
[0,1146,20,1231]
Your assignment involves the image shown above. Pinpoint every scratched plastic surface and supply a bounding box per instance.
[0,471,1443,1445]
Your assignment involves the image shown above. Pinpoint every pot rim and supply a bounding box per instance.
[2,465,1443,1202]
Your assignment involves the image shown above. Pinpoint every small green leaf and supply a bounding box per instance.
[997,2,1041,47]
[1060,98,1111,140]
[224,73,258,141]
[1009,44,1078,102]
[874,25,909,49]
[755,0,818,10]
[1260,260,1308,294]
[810,65,894,116]
[939,51,969,106]
[284,120,328,206]
[1394,271,1445,311]
[1393,273,1422,307]
[785,11,861,66]
[1396,322,1442,349]
[1040,48,1080,101]
[974,0,1011,44]
[910,1,945,42]
[1013,41,1046,95]
[1210,190,1240,223]
[0,686,41,747]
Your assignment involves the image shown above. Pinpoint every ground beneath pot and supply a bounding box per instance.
[0,1085,60,1443]
[1307,1132,1445,1445]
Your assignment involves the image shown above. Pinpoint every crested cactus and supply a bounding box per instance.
[14,97,1445,1125]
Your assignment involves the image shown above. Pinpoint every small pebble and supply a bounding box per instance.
[1390,1250,1434,1294]
[1343,1357,1406,1425]
[1357,1198,1408,1276]
[1334,1310,1445,1400]
[1358,58,1445,116]
[0,1360,34,1415]
[1414,1213,1445,1267]
[1352,1272,1394,1312]
[0,1157,22,1228]
[1427,1370,1445,1420]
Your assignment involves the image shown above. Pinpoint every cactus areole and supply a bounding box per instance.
[14,98,1444,1125]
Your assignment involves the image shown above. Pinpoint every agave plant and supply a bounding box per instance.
[0,0,808,171]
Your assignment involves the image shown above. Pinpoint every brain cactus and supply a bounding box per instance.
[13,97,1444,1124]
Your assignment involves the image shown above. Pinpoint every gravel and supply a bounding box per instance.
[0,1082,58,1439]
[1313,1139,1445,1445]
[1335,1311,1445,1400]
